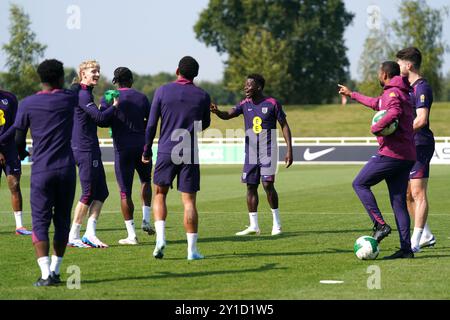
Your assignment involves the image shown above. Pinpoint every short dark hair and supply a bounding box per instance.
[381,61,400,79]
[396,47,422,70]
[37,59,64,84]
[112,67,133,85]
[247,73,265,90]
[178,56,199,80]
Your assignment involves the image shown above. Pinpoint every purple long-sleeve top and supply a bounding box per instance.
[71,84,114,153]
[143,78,211,158]
[351,76,416,161]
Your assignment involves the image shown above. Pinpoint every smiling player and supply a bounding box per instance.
[211,74,293,236]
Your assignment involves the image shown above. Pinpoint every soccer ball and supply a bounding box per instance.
[354,236,379,260]
[372,110,398,136]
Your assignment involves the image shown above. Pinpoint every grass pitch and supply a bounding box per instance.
[1,164,450,299]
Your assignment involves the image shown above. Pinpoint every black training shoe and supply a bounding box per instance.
[50,272,61,284]
[383,249,414,260]
[373,223,392,243]
[33,277,57,287]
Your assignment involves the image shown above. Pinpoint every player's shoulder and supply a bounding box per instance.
[236,98,252,107]
[0,90,18,105]
[414,78,433,93]
[263,96,281,107]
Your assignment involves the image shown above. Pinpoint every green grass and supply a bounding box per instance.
[1,165,450,299]
[97,102,450,139]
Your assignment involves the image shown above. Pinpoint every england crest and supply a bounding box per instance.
[262,107,268,114]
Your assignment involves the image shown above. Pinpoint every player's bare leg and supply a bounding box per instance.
[118,196,138,245]
[7,174,31,235]
[141,181,155,235]
[263,181,282,235]
[406,183,415,219]
[236,184,260,236]
[152,185,169,258]
[68,202,90,247]
[83,200,108,248]
[410,178,434,251]
[182,192,203,260]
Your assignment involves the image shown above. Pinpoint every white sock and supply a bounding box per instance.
[37,256,50,280]
[187,233,198,255]
[50,255,63,275]
[249,212,259,230]
[411,227,423,248]
[14,211,23,229]
[142,206,151,223]
[124,219,136,239]
[85,217,97,237]
[422,223,433,240]
[271,208,281,229]
[154,220,166,244]
[69,223,82,241]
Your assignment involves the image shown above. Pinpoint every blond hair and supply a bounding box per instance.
[76,60,100,83]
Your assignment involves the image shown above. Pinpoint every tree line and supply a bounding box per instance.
[1,1,449,105]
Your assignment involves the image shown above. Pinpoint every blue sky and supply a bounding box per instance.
[0,0,449,82]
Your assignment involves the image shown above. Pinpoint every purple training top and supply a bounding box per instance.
[231,97,286,162]
[0,90,18,148]
[351,76,416,161]
[144,77,211,158]
[99,87,150,151]
[411,78,434,146]
[72,84,114,153]
[14,89,77,173]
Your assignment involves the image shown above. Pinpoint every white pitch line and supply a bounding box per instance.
[320,280,344,284]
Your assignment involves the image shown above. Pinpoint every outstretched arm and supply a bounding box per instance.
[210,103,240,120]
[80,98,119,126]
[338,84,381,110]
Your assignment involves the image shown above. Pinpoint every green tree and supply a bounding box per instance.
[391,0,448,98]
[441,71,450,102]
[2,4,46,99]
[198,80,236,105]
[357,22,393,97]
[195,0,353,104]
[225,27,293,102]
[132,72,175,101]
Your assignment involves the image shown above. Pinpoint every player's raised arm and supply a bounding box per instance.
[338,84,381,110]
[210,103,240,120]
[78,98,118,126]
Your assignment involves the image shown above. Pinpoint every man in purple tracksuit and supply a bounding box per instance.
[14,59,77,286]
[0,89,31,235]
[211,74,293,236]
[397,47,436,252]
[339,61,416,259]
[68,60,116,249]
[98,67,154,245]
[142,56,211,260]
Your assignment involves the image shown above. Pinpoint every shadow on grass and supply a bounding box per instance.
[82,263,285,284]
[205,247,353,260]
[164,229,369,246]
